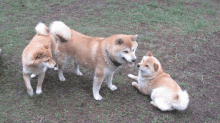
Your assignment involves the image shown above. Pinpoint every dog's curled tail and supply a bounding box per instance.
[49,21,71,42]
[35,22,49,36]
[173,90,189,111]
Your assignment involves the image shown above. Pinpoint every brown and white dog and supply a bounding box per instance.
[49,21,138,100]
[128,51,189,111]
[22,22,56,96]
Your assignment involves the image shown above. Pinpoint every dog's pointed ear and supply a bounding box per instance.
[116,38,124,45]
[146,51,152,56]
[44,43,51,49]
[154,63,159,72]
[36,53,44,60]
[34,50,45,60]
[132,34,138,41]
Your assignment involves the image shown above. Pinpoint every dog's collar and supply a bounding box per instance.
[106,50,122,67]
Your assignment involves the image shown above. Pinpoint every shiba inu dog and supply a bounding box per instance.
[22,22,56,96]
[128,51,189,111]
[49,21,138,100]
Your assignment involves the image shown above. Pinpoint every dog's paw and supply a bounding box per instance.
[27,89,34,97]
[150,101,159,109]
[59,76,66,81]
[36,89,42,95]
[31,74,37,78]
[132,82,138,86]
[128,74,134,78]
[76,71,83,76]
[150,101,154,105]
[109,85,117,91]
[54,67,58,71]
[94,94,103,100]
[59,75,66,81]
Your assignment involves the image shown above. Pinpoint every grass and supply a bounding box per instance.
[0,0,220,122]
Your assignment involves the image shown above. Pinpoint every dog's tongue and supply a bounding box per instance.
[127,62,134,67]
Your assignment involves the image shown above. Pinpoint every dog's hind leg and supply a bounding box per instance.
[106,72,117,91]
[56,55,67,81]
[151,89,174,111]
[23,73,33,96]
[58,64,66,81]
[73,61,83,76]
[54,51,68,81]
[36,71,46,95]
[151,99,173,111]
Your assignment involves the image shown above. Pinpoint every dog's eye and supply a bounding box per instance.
[123,51,128,53]
[146,65,148,67]
[46,59,49,62]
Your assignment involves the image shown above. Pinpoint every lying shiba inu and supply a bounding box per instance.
[128,51,189,111]
[50,21,138,100]
[22,22,56,96]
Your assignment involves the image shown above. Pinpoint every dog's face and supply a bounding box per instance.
[112,35,138,67]
[32,44,56,68]
[137,51,161,76]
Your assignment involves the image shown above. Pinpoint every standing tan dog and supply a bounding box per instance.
[50,21,138,100]
[128,51,189,111]
[22,22,56,96]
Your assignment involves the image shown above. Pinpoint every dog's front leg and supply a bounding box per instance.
[106,72,117,91]
[23,73,33,96]
[36,72,46,95]
[93,68,105,100]
[132,82,140,89]
[128,74,138,81]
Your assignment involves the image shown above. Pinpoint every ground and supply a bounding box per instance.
[0,0,220,122]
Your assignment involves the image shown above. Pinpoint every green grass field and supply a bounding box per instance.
[0,0,220,122]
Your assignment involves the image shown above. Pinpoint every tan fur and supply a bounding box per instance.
[50,21,138,100]
[22,22,56,96]
[128,51,189,111]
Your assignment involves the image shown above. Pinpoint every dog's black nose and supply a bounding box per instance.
[54,64,57,67]
[132,59,136,62]
[137,64,140,68]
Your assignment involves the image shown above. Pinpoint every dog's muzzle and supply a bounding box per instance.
[123,57,135,67]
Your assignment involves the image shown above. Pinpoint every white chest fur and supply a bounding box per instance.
[23,66,47,75]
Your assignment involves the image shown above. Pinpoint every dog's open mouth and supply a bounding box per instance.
[123,57,134,67]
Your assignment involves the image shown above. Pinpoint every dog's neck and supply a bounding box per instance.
[139,70,163,81]
[106,50,122,67]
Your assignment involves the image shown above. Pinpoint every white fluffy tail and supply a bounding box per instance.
[35,22,49,35]
[49,21,71,42]
[173,90,189,111]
